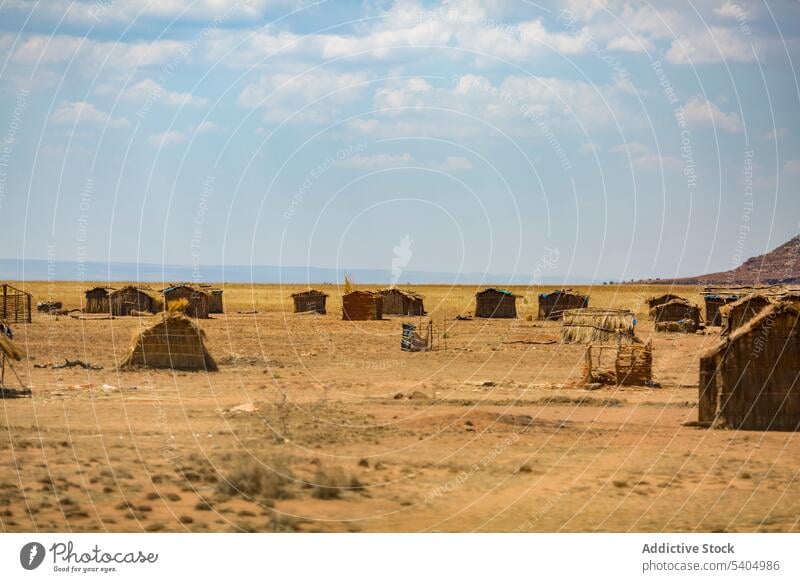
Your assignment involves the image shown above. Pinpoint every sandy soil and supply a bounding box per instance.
[1,283,798,532]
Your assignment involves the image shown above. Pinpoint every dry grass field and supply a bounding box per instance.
[1,282,798,532]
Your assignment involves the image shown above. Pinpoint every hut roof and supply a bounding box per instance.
[561,308,637,344]
[646,293,683,305]
[720,293,772,312]
[539,288,586,299]
[110,285,153,297]
[379,288,424,299]
[477,288,518,297]
[702,301,799,359]
[291,289,329,298]
[651,298,699,312]
[85,286,115,294]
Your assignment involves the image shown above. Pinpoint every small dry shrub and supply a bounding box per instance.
[216,456,294,502]
[311,467,364,500]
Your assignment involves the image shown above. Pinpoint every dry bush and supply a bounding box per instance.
[311,467,364,500]
[167,298,189,314]
[216,456,294,501]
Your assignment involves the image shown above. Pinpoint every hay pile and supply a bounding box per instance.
[561,308,637,344]
[120,313,217,371]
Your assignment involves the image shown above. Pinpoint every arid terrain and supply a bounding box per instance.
[1,283,798,532]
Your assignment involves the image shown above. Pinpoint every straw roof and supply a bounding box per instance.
[561,308,638,344]
[120,313,217,371]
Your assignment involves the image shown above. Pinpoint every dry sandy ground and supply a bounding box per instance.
[0,283,798,532]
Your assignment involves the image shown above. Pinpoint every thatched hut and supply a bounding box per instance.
[698,302,800,431]
[84,287,114,313]
[582,341,652,386]
[380,289,425,316]
[162,285,210,319]
[109,286,159,316]
[342,290,382,321]
[645,293,684,317]
[0,284,32,324]
[475,288,518,318]
[292,290,328,314]
[719,294,772,336]
[120,313,217,371]
[537,289,588,320]
[704,293,739,326]
[651,299,702,333]
[561,308,637,344]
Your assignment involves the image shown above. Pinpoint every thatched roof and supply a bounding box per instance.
[702,301,800,360]
[120,313,217,371]
[561,308,638,344]
[646,293,684,307]
[539,288,586,299]
[291,289,328,298]
[379,288,424,299]
[477,288,518,297]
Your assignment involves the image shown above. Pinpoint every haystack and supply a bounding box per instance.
[380,288,425,316]
[342,290,382,321]
[699,302,800,431]
[651,299,702,333]
[292,290,328,314]
[120,313,217,371]
[538,289,588,320]
[719,293,772,336]
[475,288,518,318]
[561,308,637,344]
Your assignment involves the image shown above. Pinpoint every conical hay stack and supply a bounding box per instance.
[120,313,217,371]
[561,308,637,344]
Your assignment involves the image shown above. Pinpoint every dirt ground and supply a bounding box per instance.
[1,283,798,532]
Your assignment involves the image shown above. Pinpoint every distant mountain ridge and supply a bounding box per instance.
[654,235,800,286]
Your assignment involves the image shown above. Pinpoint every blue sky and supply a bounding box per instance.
[0,0,799,282]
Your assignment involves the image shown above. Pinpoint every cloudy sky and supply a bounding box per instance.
[1,0,799,282]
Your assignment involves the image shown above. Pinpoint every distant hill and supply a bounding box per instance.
[651,235,800,286]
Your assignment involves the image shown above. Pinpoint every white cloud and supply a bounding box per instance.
[682,95,742,133]
[374,77,433,111]
[239,70,370,124]
[148,130,186,147]
[666,26,755,64]
[196,121,223,133]
[715,2,751,20]
[124,79,208,107]
[50,101,129,128]
[607,35,653,53]
[339,153,413,169]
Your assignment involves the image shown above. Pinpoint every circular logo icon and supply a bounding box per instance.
[20,542,46,570]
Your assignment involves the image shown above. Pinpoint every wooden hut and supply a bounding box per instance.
[380,289,425,316]
[162,285,210,319]
[698,302,800,431]
[342,290,382,321]
[292,290,328,314]
[84,287,114,313]
[0,284,32,324]
[561,308,637,344]
[582,341,653,386]
[704,293,739,326]
[109,286,159,316]
[475,288,518,318]
[120,313,217,371]
[537,289,588,320]
[651,299,702,333]
[207,289,224,314]
[645,293,684,317]
[719,294,772,336]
